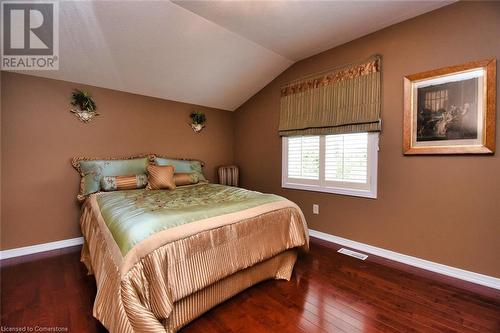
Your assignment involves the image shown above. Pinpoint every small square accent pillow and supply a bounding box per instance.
[101,174,148,191]
[146,165,176,190]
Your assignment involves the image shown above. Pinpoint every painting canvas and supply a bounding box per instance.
[417,78,478,141]
[403,59,496,154]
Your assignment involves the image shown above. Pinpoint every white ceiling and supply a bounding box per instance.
[173,1,453,62]
[16,0,452,111]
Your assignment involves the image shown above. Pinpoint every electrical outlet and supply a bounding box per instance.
[312,204,319,215]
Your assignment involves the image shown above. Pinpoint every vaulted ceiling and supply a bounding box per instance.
[16,1,452,111]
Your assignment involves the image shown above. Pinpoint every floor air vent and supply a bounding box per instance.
[337,248,368,260]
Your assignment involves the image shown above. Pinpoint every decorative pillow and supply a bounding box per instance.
[146,165,176,190]
[174,172,200,186]
[100,174,148,191]
[154,156,207,182]
[72,155,150,200]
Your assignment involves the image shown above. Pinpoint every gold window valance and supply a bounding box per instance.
[279,55,382,136]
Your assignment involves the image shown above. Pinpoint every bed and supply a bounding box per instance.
[79,182,309,333]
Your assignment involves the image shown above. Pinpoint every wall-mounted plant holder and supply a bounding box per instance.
[70,89,98,123]
[190,111,206,133]
[71,108,99,122]
[191,123,205,133]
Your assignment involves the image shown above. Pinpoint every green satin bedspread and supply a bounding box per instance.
[96,184,284,255]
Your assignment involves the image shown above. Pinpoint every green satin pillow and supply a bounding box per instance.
[76,157,149,197]
[154,157,207,182]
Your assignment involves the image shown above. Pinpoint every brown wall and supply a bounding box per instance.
[0,72,234,250]
[234,2,500,277]
[1,2,499,278]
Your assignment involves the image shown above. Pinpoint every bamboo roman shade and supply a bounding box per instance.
[279,55,382,136]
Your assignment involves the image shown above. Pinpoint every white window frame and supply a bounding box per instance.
[282,133,379,199]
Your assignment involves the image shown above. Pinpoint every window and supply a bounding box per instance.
[424,89,448,112]
[282,132,378,198]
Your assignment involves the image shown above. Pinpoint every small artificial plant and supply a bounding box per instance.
[189,111,206,133]
[70,89,98,122]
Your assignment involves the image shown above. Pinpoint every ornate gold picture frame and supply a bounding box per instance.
[403,59,496,154]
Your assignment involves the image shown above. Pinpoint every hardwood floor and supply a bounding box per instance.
[1,238,499,332]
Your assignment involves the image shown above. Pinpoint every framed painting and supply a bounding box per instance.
[403,59,496,154]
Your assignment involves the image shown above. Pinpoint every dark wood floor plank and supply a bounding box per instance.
[333,265,483,332]
[338,264,497,332]
[255,281,331,333]
[303,244,500,332]
[264,275,401,333]
[336,255,500,322]
[309,264,480,332]
[1,239,499,333]
[295,265,444,333]
[296,254,447,332]
[270,274,409,333]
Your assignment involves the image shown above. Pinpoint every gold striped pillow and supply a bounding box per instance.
[100,174,148,191]
[146,165,176,190]
[174,172,200,186]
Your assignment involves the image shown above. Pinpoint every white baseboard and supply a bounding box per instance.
[309,229,500,291]
[0,237,84,260]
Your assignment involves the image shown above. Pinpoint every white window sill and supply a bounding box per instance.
[282,182,377,199]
